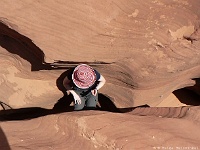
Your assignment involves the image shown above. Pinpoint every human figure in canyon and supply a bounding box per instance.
[63,64,106,110]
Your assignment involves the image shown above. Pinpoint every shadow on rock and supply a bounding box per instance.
[53,94,74,111]
[173,88,200,106]
[0,93,150,121]
[0,126,11,150]
[0,22,52,71]
[56,70,73,94]
[53,93,122,113]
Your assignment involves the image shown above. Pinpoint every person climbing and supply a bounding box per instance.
[63,64,106,110]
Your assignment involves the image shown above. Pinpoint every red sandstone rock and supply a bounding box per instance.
[0,0,200,149]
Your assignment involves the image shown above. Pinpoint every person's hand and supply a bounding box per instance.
[72,92,81,105]
[91,89,98,96]
[74,99,81,105]
[66,90,70,95]
[68,90,81,105]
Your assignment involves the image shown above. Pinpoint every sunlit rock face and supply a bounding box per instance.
[0,0,200,109]
[0,0,199,109]
[1,107,200,150]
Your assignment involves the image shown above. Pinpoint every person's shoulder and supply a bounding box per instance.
[67,67,75,80]
[94,69,101,80]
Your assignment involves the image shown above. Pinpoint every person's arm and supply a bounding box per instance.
[63,76,81,104]
[96,75,106,90]
[91,75,106,96]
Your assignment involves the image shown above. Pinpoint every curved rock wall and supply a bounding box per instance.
[1,0,200,108]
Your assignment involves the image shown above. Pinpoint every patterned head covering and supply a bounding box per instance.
[72,64,96,89]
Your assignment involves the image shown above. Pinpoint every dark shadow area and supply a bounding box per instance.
[53,94,74,111]
[188,78,200,96]
[53,93,126,113]
[52,93,119,112]
[49,60,111,70]
[173,78,200,106]
[0,93,150,121]
[56,70,73,94]
[0,126,11,150]
[118,104,150,113]
[54,95,150,112]
[0,107,53,121]
[173,88,200,106]
[97,94,119,112]
[0,106,74,121]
